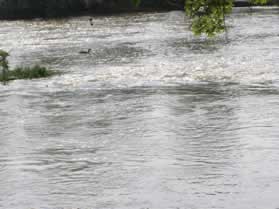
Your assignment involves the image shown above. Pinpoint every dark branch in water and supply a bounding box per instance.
[89,18,94,26]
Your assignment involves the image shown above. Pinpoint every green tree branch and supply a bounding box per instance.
[132,0,268,36]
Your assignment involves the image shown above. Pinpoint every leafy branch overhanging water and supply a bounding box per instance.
[134,0,269,36]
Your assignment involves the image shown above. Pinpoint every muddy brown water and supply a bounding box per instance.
[0,7,279,209]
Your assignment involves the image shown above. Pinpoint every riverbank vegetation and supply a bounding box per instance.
[0,0,275,36]
[184,0,268,36]
[0,50,59,84]
[133,0,269,36]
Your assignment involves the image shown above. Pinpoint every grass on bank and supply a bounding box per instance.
[0,65,59,83]
[1,49,60,84]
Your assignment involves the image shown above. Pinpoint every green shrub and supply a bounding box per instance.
[0,49,60,83]
[0,50,10,83]
[0,65,59,83]
[10,65,58,79]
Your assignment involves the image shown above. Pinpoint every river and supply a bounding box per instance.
[0,7,279,209]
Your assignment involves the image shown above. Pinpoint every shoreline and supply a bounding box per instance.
[0,1,278,21]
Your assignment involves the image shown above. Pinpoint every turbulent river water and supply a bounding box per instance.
[0,7,279,209]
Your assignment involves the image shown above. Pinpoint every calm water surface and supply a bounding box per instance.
[0,7,279,209]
